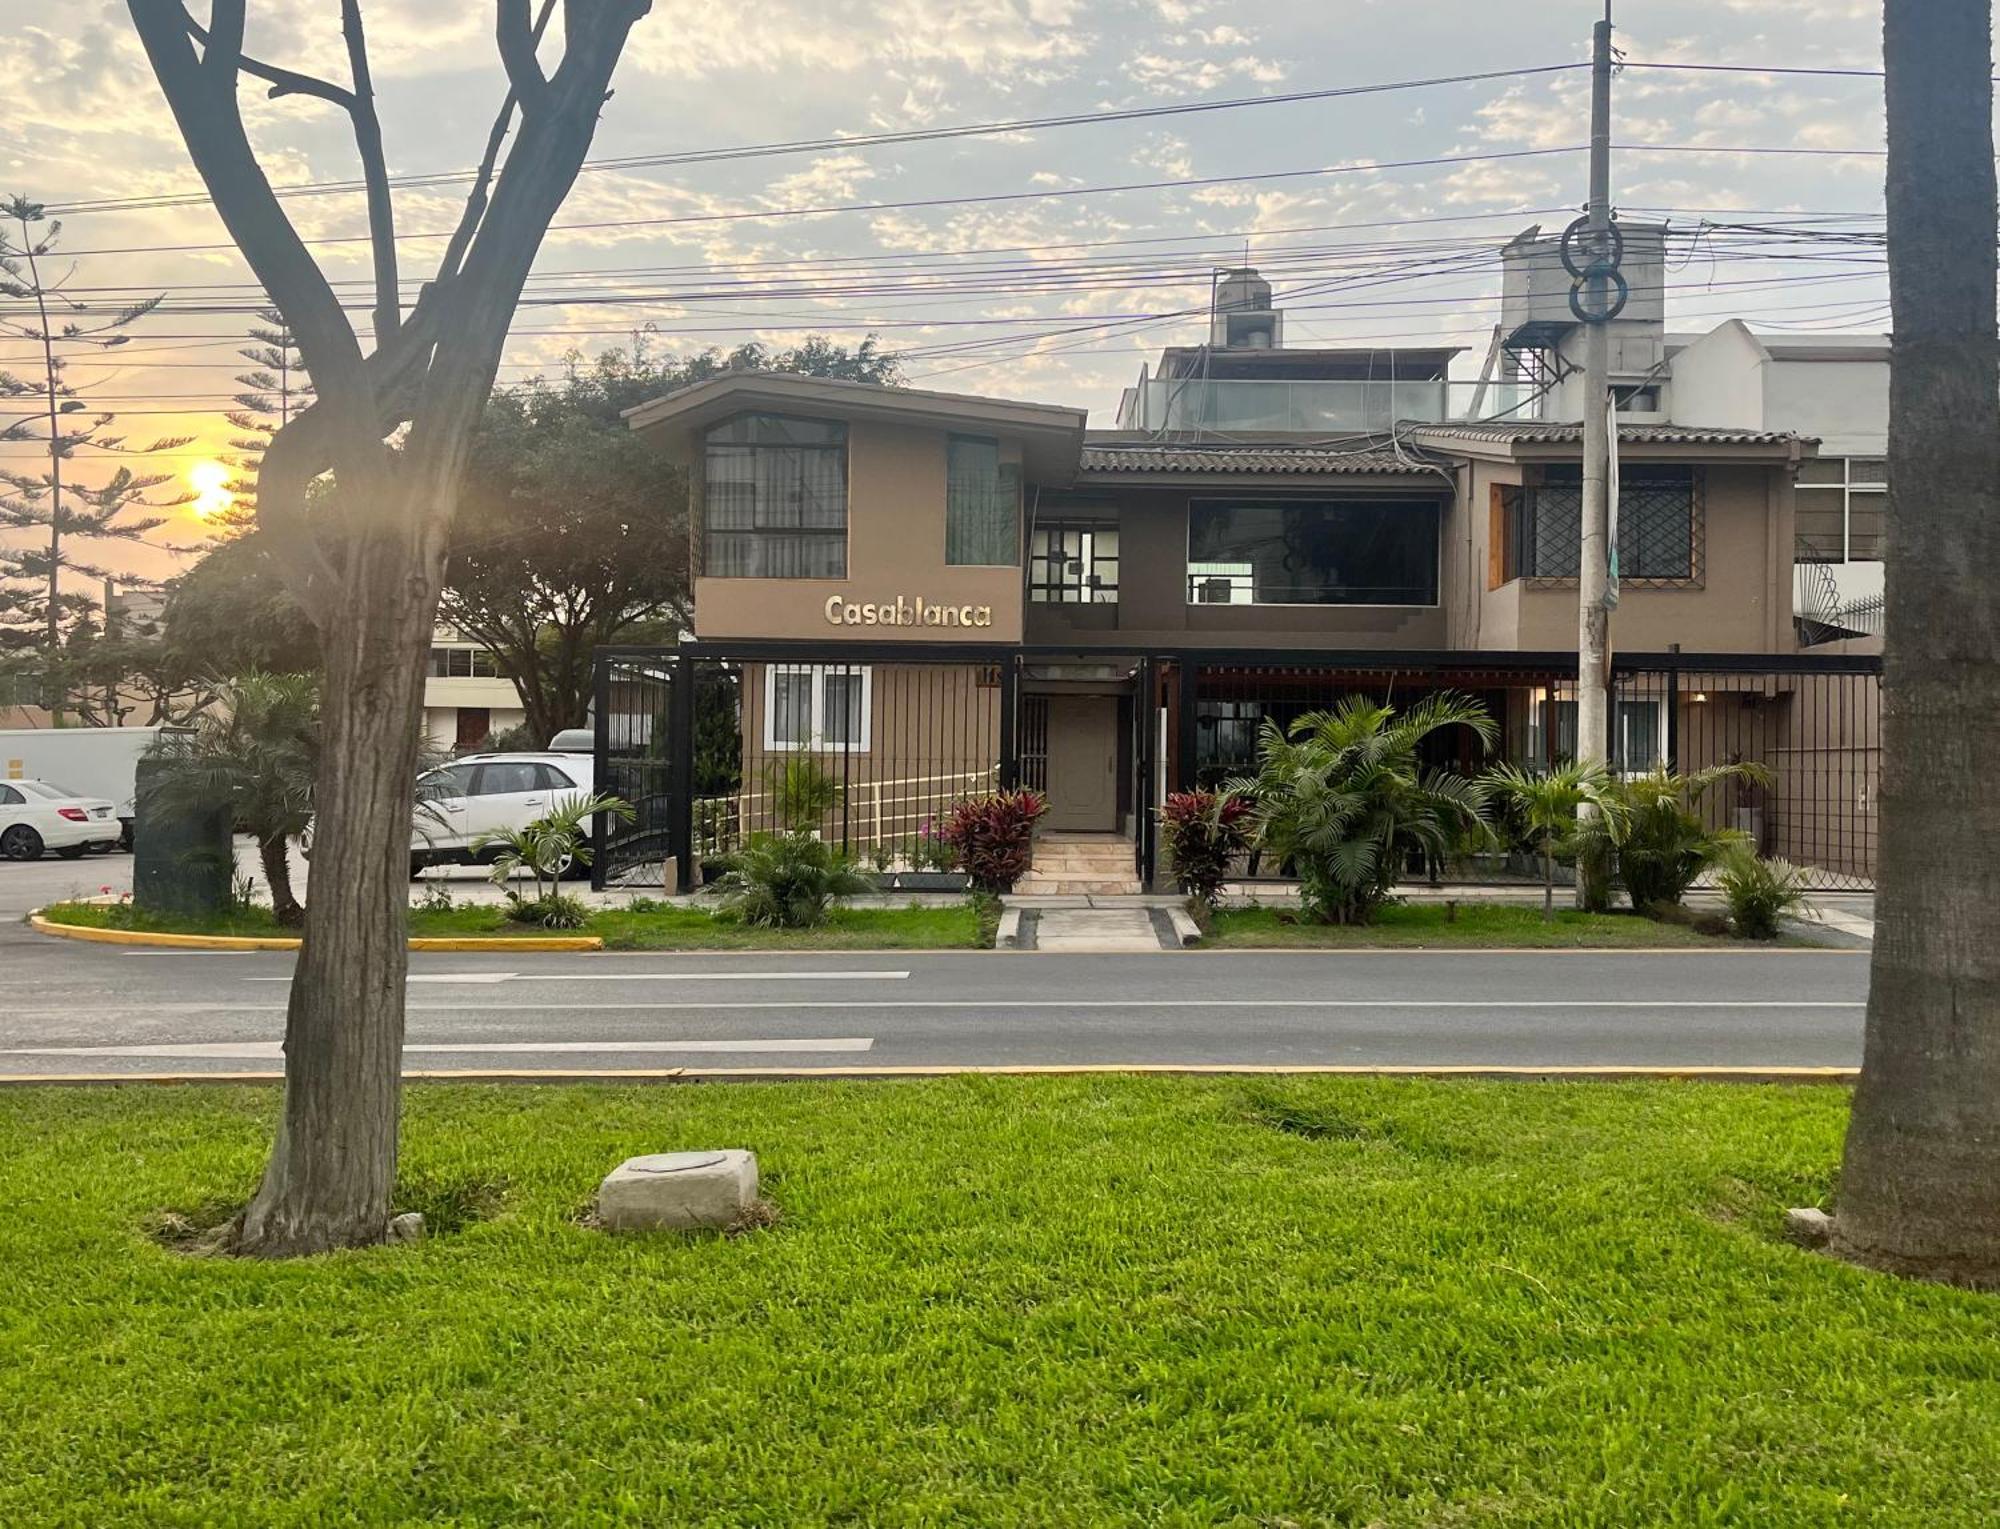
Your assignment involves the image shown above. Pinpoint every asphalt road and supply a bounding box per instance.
[0,916,1870,1078]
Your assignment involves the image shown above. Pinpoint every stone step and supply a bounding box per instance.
[1014,877,1143,896]
[1029,907,1165,952]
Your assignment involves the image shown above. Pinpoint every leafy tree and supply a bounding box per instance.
[1485,759,1628,920]
[128,0,652,1257]
[146,672,318,925]
[1833,0,2000,1285]
[159,527,322,679]
[1,196,192,720]
[1228,693,1496,925]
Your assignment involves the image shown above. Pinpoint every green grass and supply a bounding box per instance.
[1202,901,1799,949]
[35,898,993,950]
[0,1079,1993,1526]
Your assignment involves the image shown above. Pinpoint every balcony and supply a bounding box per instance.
[1113,377,1545,434]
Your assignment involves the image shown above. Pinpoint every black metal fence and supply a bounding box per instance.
[596,644,1880,893]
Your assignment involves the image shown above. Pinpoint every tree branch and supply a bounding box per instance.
[340,0,399,342]
[496,1,549,113]
[435,0,557,287]
[181,7,357,109]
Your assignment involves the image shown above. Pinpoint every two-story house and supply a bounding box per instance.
[614,270,1874,893]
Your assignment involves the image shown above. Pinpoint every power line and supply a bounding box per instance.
[45,63,1592,218]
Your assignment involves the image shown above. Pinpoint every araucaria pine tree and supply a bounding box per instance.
[0,195,191,721]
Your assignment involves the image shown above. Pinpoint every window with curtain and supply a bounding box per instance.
[763,666,872,752]
[703,413,848,578]
[945,435,1020,565]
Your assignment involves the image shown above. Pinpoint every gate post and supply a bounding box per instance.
[1664,644,1681,773]
[669,653,695,893]
[1134,657,1156,887]
[997,655,1019,790]
[590,655,611,892]
[1174,658,1200,795]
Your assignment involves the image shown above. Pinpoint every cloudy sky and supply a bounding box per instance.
[1,1,1894,585]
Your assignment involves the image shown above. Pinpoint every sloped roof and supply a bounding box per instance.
[1078,442,1440,477]
[1408,421,1815,448]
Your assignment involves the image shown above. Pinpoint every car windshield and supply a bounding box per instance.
[15,781,83,801]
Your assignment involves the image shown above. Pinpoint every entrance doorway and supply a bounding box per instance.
[1043,694,1119,831]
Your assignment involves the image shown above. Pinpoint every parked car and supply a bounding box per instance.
[410,751,599,877]
[0,779,123,861]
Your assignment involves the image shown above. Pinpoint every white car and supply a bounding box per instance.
[0,778,123,861]
[410,751,597,876]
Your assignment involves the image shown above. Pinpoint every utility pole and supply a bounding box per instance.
[1575,3,1616,776]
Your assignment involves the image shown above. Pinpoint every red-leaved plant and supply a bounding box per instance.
[935,789,1049,893]
[1158,790,1250,906]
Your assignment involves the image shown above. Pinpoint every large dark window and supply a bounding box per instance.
[704,413,848,578]
[1521,465,1698,581]
[1029,521,1119,603]
[1186,500,1439,606]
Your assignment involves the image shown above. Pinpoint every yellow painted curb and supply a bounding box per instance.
[26,912,600,954]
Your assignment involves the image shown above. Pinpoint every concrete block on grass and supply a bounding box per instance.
[598,1150,759,1232]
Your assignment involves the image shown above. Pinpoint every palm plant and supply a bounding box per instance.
[1717,849,1815,940]
[473,791,633,918]
[1582,763,1771,911]
[712,829,873,928]
[1485,759,1629,920]
[1227,692,1497,925]
[143,672,318,925]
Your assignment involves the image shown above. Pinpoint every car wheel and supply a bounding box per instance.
[2,825,45,861]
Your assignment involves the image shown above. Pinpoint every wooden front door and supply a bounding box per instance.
[1044,695,1118,831]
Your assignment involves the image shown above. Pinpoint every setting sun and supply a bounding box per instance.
[188,460,235,520]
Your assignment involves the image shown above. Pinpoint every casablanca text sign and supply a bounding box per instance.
[824,594,994,629]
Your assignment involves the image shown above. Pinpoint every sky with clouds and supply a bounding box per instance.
[1,0,1899,584]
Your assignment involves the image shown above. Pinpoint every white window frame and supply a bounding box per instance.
[762,665,872,753]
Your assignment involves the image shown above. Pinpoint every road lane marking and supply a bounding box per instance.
[0,1038,874,1058]
[241,970,912,984]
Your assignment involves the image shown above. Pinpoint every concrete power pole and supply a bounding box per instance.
[1575,6,1617,775]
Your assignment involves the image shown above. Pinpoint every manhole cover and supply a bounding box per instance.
[626,1151,728,1175]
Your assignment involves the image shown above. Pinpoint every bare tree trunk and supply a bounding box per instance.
[1832,0,2000,1286]
[257,829,301,927]
[238,570,434,1254]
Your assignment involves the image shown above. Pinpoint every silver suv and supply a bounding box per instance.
[411,751,597,876]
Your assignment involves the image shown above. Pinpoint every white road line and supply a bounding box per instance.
[242,970,912,985]
[0,1038,875,1058]
[119,951,264,958]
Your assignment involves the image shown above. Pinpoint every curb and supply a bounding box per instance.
[0,1063,1861,1087]
[26,912,602,954]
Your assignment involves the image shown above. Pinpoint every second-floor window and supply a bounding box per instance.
[1029,521,1119,603]
[1511,466,1700,583]
[945,435,1020,565]
[1794,456,1886,565]
[429,647,500,678]
[1187,500,1440,606]
[704,413,848,578]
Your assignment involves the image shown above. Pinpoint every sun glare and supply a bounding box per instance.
[189,460,235,520]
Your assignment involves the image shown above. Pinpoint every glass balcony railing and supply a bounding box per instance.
[1115,378,1545,433]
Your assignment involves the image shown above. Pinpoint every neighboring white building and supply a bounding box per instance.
[424,626,526,751]
[1496,226,1888,646]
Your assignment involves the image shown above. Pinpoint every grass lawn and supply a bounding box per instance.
[34,898,994,950]
[1,1078,1994,1526]
[1202,901,1801,949]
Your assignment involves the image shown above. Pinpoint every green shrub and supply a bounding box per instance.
[1588,765,1768,910]
[712,830,874,928]
[764,755,843,831]
[473,791,633,914]
[1718,851,1814,939]
[935,789,1049,893]
[503,892,593,930]
[1159,790,1250,906]
[1228,692,1496,925]
[1483,759,1627,921]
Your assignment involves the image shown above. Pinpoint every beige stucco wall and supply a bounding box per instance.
[693,419,1025,643]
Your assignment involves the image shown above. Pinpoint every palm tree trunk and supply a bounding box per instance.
[258,830,301,927]
[1832,0,2000,1285]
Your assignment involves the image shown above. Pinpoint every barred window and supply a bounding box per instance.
[1521,466,1698,581]
[945,435,1020,565]
[1029,521,1119,602]
[704,413,848,578]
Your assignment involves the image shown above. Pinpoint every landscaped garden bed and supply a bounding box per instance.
[0,1076,1992,1525]
[1199,902,1826,949]
[33,897,996,951]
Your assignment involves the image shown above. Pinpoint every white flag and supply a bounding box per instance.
[1604,393,1621,610]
